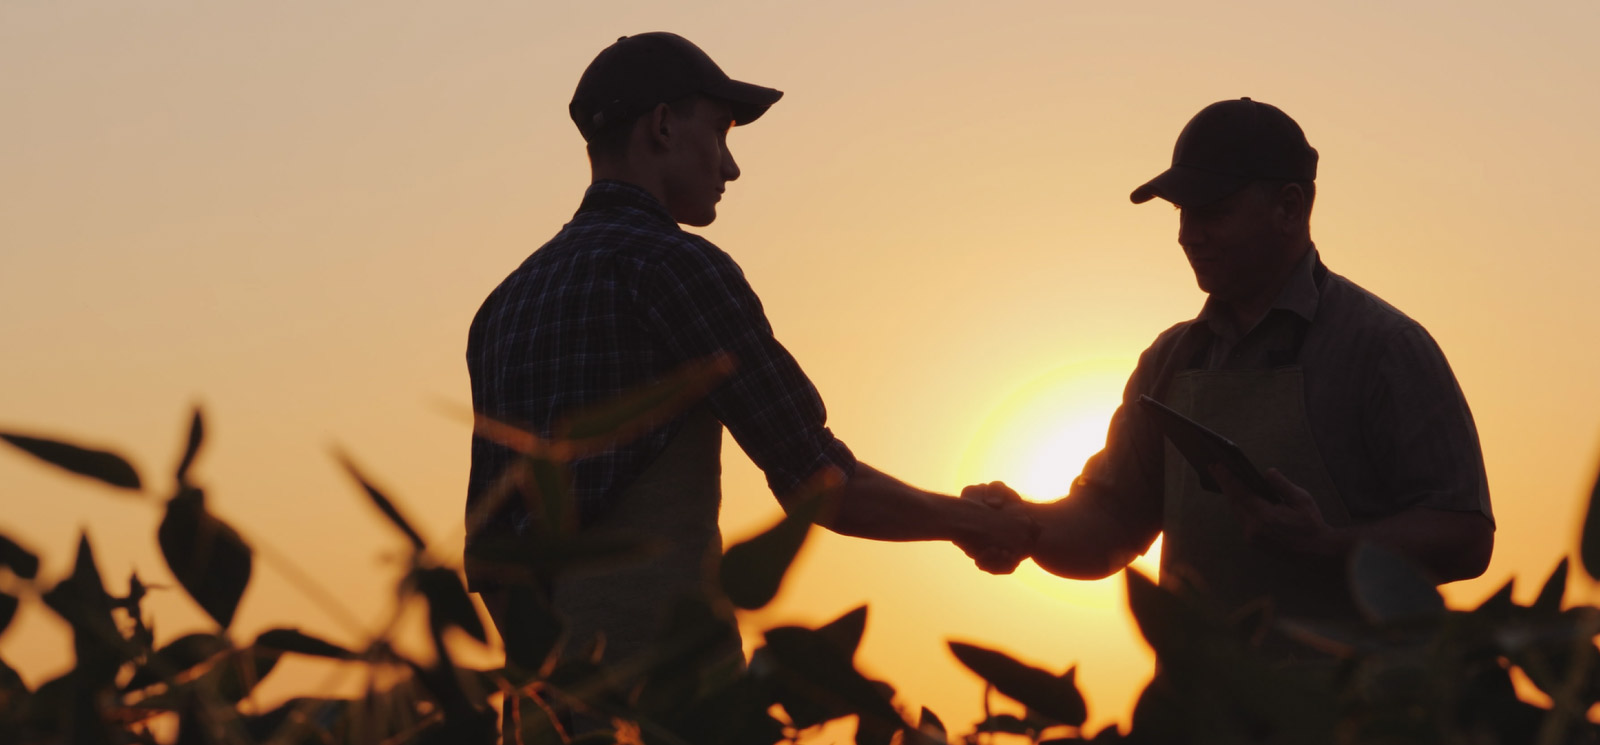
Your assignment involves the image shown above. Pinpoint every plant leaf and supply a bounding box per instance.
[414,567,488,644]
[762,625,903,729]
[1533,557,1569,614]
[1349,542,1444,625]
[719,477,838,610]
[917,707,948,744]
[158,487,252,629]
[338,453,427,552]
[0,533,39,580]
[1584,457,1600,579]
[816,605,868,659]
[175,408,204,486]
[948,641,1087,727]
[0,591,17,638]
[1,432,141,490]
[255,628,358,660]
[974,714,1034,735]
[1474,578,1516,616]
[41,534,133,683]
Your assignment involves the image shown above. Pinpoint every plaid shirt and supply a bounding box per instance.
[466,180,856,540]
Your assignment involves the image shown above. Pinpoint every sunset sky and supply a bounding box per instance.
[3,0,1599,736]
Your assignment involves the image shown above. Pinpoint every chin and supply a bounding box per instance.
[680,209,716,227]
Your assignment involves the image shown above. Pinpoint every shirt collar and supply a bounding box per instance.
[1198,245,1323,338]
[577,179,677,227]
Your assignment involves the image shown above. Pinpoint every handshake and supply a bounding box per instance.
[954,481,1041,575]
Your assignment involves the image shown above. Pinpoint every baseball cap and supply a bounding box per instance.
[569,32,783,142]
[1130,98,1318,207]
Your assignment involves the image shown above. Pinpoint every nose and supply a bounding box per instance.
[1177,209,1204,249]
[722,145,740,183]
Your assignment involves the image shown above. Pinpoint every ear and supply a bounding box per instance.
[644,102,674,151]
[1275,182,1308,233]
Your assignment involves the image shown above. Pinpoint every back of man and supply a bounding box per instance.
[465,33,1034,679]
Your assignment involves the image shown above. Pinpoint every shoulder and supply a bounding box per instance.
[1315,270,1457,379]
[1318,271,1428,343]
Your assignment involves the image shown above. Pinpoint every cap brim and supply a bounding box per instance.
[705,78,783,126]
[1130,165,1252,207]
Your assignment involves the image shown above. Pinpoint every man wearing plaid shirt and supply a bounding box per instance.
[465,33,1032,673]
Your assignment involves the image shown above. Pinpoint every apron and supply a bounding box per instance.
[549,406,739,666]
[1159,358,1362,642]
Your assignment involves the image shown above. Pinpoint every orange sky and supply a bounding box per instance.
[3,0,1599,737]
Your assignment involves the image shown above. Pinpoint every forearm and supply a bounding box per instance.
[1027,498,1145,580]
[1309,507,1493,582]
[811,463,999,544]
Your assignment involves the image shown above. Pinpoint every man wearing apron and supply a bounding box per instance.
[463,32,1035,720]
[965,99,1494,650]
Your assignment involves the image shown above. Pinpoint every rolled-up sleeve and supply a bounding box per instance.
[1365,326,1494,523]
[634,238,857,498]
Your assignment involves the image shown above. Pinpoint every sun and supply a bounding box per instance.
[957,358,1163,607]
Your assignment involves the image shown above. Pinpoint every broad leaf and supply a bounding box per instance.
[817,605,868,659]
[0,591,16,638]
[1,432,141,490]
[1584,459,1600,579]
[1533,557,1569,614]
[175,408,204,486]
[339,453,427,551]
[948,642,1086,727]
[762,625,903,728]
[414,567,488,644]
[123,632,231,693]
[1474,578,1516,616]
[974,714,1035,735]
[158,487,252,629]
[41,535,132,683]
[918,707,948,744]
[1349,542,1444,625]
[255,628,358,660]
[720,483,834,610]
[0,533,38,580]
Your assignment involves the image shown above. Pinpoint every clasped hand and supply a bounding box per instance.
[955,481,1036,575]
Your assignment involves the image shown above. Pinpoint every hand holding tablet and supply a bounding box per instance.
[1137,394,1281,504]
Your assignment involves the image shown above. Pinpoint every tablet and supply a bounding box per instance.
[1137,394,1280,504]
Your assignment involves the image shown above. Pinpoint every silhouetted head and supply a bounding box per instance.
[570,33,783,227]
[1132,99,1318,304]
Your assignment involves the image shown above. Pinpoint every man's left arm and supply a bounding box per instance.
[1217,324,1494,582]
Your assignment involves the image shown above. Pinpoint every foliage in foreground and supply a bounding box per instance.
[2,368,1600,744]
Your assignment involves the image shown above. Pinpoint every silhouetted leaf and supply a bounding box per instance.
[817,605,868,659]
[0,653,26,701]
[1475,578,1516,616]
[1534,557,1569,614]
[1584,459,1600,579]
[1349,542,1444,625]
[0,533,39,580]
[948,642,1086,727]
[414,567,487,644]
[339,453,427,552]
[558,353,735,455]
[762,625,903,728]
[175,408,204,486]
[158,487,252,629]
[41,535,133,684]
[1123,568,1191,660]
[255,628,358,660]
[0,591,16,638]
[123,633,231,693]
[1,432,141,490]
[974,714,1034,735]
[918,707,948,744]
[720,486,831,610]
